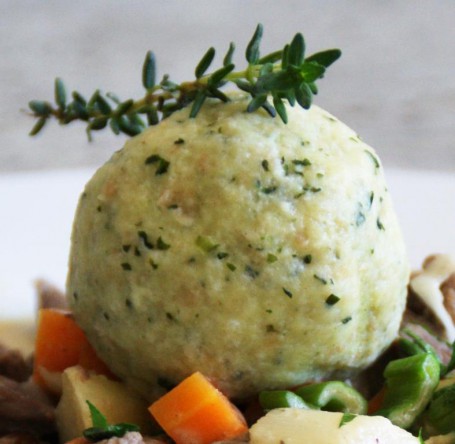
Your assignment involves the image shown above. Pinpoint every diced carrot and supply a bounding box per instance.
[78,340,114,377]
[33,308,113,389]
[149,371,248,444]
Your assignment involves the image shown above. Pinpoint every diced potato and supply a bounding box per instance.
[249,408,420,444]
[56,366,155,443]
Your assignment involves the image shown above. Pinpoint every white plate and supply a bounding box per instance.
[0,167,454,319]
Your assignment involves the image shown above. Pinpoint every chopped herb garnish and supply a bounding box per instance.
[145,154,170,175]
[217,252,229,259]
[267,253,278,263]
[174,137,185,144]
[196,235,219,252]
[256,180,278,194]
[292,158,311,166]
[369,191,374,207]
[226,262,236,271]
[303,254,312,264]
[282,287,293,298]
[377,218,385,230]
[156,236,171,250]
[261,159,270,171]
[121,262,132,271]
[342,316,352,324]
[294,186,322,198]
[138,230,154,249]
[364,150,380,170]
[262,185,278,194]
[313,274,328,285]
[122,244,131,252]
[83,401,140,442]
[325,294,340,306]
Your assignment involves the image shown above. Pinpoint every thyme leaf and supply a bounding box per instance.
[28,24,341,138]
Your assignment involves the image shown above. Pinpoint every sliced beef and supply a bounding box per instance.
[0,433,42,444]
[0,344,32,383]
[399,322,453,365]
[0,375,55,436]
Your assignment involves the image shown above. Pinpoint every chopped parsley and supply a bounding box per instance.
[364,150,380,171]
[313,274,328,285]
[138,231,154,249]
[156,236,171,250]
[325,294,340,306]
[145,154,170,175]
[267,253,278,263]
[196,235,219,252]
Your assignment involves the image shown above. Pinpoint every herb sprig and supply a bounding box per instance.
[28,24,341,139]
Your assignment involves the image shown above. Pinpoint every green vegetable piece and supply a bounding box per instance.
[399,328,447,376]
[422,383,455,435]
[83,400,140,442]
[295,381,367,415]
[375,353,440,429]
[259,390,313,411]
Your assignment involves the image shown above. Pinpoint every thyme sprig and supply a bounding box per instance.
[28,24,341,139]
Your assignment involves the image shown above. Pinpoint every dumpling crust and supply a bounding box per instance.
[67,95,409,400]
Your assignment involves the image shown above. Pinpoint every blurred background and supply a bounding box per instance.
[1,0,455,173]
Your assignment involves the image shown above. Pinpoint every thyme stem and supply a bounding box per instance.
[28,24,341,139]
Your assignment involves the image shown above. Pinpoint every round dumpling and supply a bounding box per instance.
[67,94,409,400]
